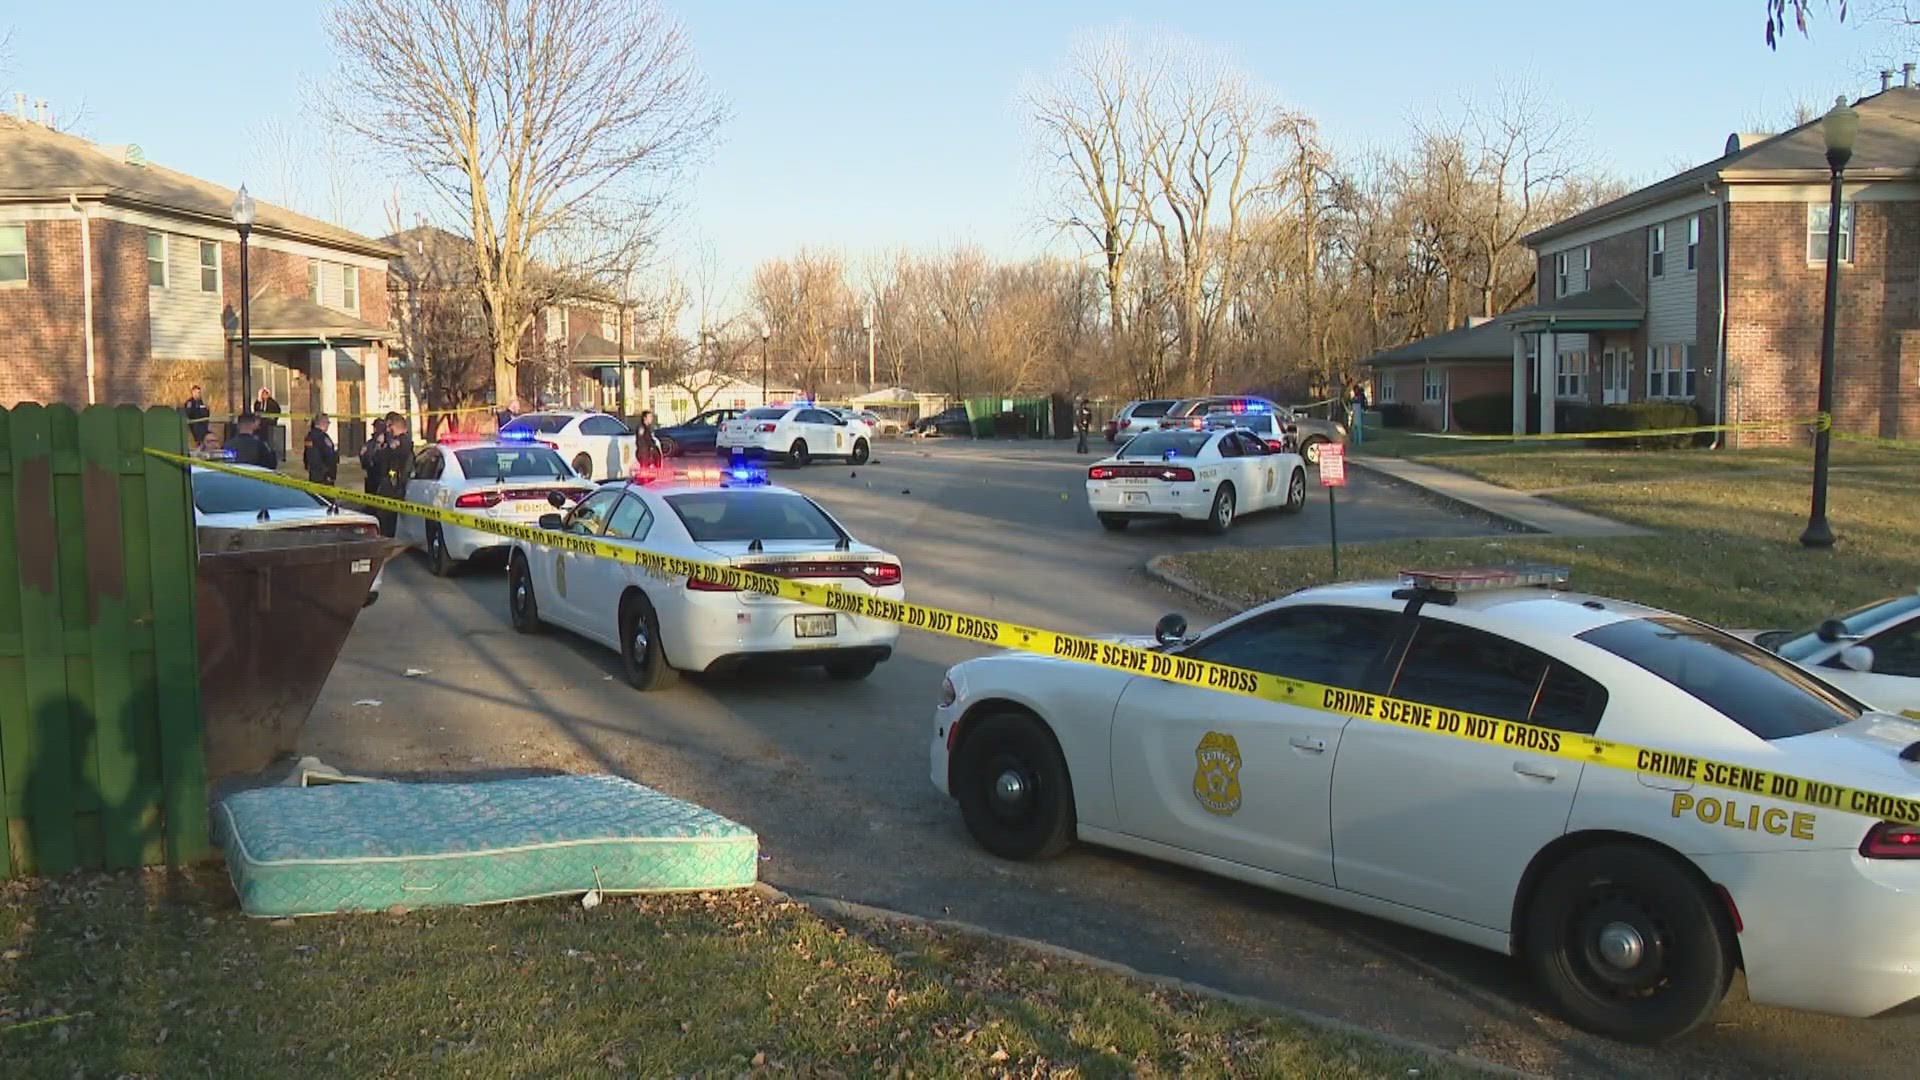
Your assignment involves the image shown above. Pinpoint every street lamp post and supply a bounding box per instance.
[1800,95,1859,550]
[231,185,256,411]
[760,326,770,403]
[862,300,875,390]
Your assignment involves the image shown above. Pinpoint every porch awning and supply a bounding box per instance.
[226,294,395,345]
[1497,284,1645,333]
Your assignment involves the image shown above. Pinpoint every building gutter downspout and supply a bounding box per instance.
[1711,180,1731,448]
[69,194,97,405]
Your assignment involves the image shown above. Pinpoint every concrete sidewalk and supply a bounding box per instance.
[1352,456,1652,537]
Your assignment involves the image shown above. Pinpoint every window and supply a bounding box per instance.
[1579,617,1862,740]
[1583,246,1591,272]
[308,260,322,303]
[580,415,629,436]
[412,447,445,482]
[0,225,25,283]
[500,413,575,435]
[1649,224,1666,278]
[147,231,168,288]
[1808,203,1855,263]
[190,469,328,515]
[1554,252,1568,297]
[1777,594,1920,663]
[1556,351,1587,399]
[1390,618,1606,733]
[665,491,845,544]
[1183,606,1400,688]
[1423,367,1444,404]
[1686,215,1700,271]
[341,265,358,311]
[564,488,624,536]
[1379,375,1397,404]
[1853,618,1920,678]
[1682,344,1698,397]
[604,495,653,541]
[1216,432,1244,457]
[1117,431,1210,459]
[452,446,569,480]
[1646,345,1697,399]
[198,240,220,293]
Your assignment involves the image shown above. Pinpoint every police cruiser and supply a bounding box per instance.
[716,404,873,467]
[397,432,593,575]
[508,462,902,687]
[1085,424,1306,534]
[929,566,1920,1043]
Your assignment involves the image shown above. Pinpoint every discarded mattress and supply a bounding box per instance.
[217,773,758,917]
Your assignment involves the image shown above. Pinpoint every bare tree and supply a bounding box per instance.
[750,250,850,394]
[323,0,724,406]
[248,118,371,230]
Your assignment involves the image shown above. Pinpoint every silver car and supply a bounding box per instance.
[1107,399,1177,443]
[1161,396,1347,463]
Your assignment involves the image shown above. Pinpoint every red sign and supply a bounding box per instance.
[1318,442,1347,487]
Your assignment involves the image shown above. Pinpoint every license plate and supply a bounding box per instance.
[1124,491,1148,505]
[1119,477,1148,485]
[794,613,837,638]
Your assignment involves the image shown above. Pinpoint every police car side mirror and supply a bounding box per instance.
[1816,618,1858,643]
[1839,645,1875,673]
[547,490,569,508]
[538,513,565,530]
[1154,613,1188,647]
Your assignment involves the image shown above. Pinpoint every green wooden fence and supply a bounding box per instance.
[0,404,207,878]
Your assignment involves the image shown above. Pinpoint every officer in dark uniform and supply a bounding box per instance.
[372,411,414,537]
[303,413,339,485]
[228,412,277,469]
[359,417,389,496]
[182,384,211,446]
[1076,398,1094,454]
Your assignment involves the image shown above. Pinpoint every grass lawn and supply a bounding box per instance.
[1172,438,1917,631]
[0,869,1477,1078]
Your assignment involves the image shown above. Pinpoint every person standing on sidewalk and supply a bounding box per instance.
[303,413,339,485]
[1075,398,1093,454]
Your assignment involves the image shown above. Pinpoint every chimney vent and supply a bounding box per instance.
[1883,70,1894,91]
[1906,62,1916,87]
[35,99,47,125]
[12,92,23,120]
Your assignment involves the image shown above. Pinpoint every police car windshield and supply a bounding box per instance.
[1578,616,1863,739]
[1775,594,1920,662]
[454,446,570,480]
[665,491,844,543]
[192,470,329,514]
[744,407,789,421]
[1118,432,1212,459]
[500,414,573,434]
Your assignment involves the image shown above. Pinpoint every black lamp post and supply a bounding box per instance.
[1799,95,1859,550]
[760,325,770,401]
[231,185,256,410]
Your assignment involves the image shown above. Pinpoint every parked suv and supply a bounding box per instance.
[1106,399,1177,443]
[1161,395,1347,463]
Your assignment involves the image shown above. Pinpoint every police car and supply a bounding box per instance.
[1085,426,1306,533]
[506,463,902,687]
[1753,591,1920,717]
[929,567,1920,1043]
[396,435,594,575]
[497,411,638,481]
[716,404,872,466]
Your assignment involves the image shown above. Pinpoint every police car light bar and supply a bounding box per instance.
[1397,566,1571,594]
[496,428,536,443]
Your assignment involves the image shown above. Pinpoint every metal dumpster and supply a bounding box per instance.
[195,529,407,779]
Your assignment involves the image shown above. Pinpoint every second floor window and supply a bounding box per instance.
[1808,203,1855,263]
[1687,216,1700,271]
[199,241,220,293]
[1554,252,1568,297]
[147,232,168,288]
[1649,224,1666,278]
[0,225,25,284]
[341,265,359,311]
[308,260,322,303]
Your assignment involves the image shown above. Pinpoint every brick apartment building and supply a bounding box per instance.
[1366,83,1920,442]
[0,113,400,432]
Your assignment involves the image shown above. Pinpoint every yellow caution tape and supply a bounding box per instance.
[1832,430,1920,452]
[1409,417,1815,443]
[185,404,503,426]
[149,449,1920,829]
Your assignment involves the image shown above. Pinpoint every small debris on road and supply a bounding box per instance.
[404,668,431,678]
[352,699,382,707]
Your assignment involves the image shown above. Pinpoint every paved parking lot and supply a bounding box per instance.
[304,441,1911,1079]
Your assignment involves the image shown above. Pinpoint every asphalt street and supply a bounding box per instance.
[302,440,1911,1079]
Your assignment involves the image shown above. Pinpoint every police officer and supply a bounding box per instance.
[182,384,211,446]
[228,412,277,469]
[372,411,414,537]
[1075,398,1093,454]
[304,412,339,485]
[359,417,389,497]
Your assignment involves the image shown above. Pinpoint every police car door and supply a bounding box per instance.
[399,446,446,546]
[539,487,622,633]
[1107,605,1397,886]
[1231,431,1280,509]
[1330,615,1603,930]
[801,409,842,456]
[569,492,654,650]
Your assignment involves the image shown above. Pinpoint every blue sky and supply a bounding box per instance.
[4,1,1908,308]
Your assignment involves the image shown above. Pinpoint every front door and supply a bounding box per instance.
[1602,350,1629,404]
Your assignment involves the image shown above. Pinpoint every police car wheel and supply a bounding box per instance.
[955,714,1075,861]
[789,440,810,468]
[1096,513,1129,532]
[426,526,456,576]
[1282,468,1307,513]
[620,594,677,691]
[508,554,542,634]
[850,438,870,465]
[1300,437,1325,464]
[1525,842,1732,1045]
[824,656,877,681]
[1205,484,1236,534]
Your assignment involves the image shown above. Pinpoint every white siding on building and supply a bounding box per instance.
[1646,212,1698,347]
[149,231,224,360]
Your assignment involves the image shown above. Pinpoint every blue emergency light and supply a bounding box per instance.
[497,428,535,443]
[721,464,769,487]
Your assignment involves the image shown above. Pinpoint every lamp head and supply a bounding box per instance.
[1824,95,1860,170]
[231,185,256,230]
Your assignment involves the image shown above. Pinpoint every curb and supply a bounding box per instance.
[1346,456,1542,535]
[1143,555,1248,614]
[754,882,1539,1080]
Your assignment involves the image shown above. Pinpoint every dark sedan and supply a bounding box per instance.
[907,406,973,438]
[654,408,743,457]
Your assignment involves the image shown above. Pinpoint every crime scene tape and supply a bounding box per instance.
[1408,417,1814,442]
[149,448,1920,829]
[185,404,503,425]
[1833,429,1920,452]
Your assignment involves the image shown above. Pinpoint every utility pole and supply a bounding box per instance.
[863,299,876,389]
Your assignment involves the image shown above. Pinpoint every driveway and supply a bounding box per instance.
[301,440,1903,1079]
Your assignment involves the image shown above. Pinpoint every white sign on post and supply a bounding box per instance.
[1318,442,1347,487]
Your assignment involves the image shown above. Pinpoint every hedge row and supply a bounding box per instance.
[1451,393,1709,449]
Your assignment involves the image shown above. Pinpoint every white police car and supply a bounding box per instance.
[716,405,872,467]
[1086,426,1305,534]
[498,410,638,481]
[507,462,902,687]
[396,435,593,575]
[930,567,1920,1043]
[1753,591,1920,718]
